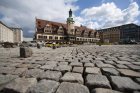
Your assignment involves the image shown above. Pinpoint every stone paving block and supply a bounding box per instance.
[92,88,123,93]
[2,78,37,93]
[56,82,89,93]
[102,67,119,76]
[12,68,28,75]
[118,69,140,77]
[95,57,105,61]
[103,60,116,65]
[16,63,31,68]
[114,61,131,65]
[84,63,95,67]
[85,67,101,74]
[115,64,128,69]
[29,61,46,65]
[40,64,56,70]
[23,69,44,78]
[39,70,62,81]
[132,62,140,65]
[136,78,140,83]
[80,59,91,63]
[96,62,115,68]
[8,63,21,67]
[27,79,60,93]
[0,75,18,90]
[46,61,58,65]
[126,64,140,71]
[72,67,83,74]
[0,62,9,67]
[61,72,83,84]
[0,67,16,74]
[54,65,72,72]
[70,62,83,67]
[118,57,134,62]
[28,64,41,69]
[86,74,111,89]
[58,62,69,65]
[110,76,140,91]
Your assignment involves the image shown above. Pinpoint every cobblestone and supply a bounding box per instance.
[2,77,37,93]
[86,74,111,90]
[0,45,140,93]
[39,70,62,81]
[61,72,83,84]
[56,82,89,93]
[72,67,83,74]
[85,67,101,74]
[102,67,119,76]
[111,76,140,92]
[92,88,123,93]
[27,79,59,93]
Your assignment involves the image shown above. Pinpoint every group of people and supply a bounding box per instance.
[37,42,56,49]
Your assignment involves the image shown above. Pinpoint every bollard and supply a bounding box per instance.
[20,47,33,58]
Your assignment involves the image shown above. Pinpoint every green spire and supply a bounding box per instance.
[67,9,75,24]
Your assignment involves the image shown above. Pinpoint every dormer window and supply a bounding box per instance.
[59,26,63,30]
[44,24,52,33]
[58,26,64,35]
[76,29,81,36]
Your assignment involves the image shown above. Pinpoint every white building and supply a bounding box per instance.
[0,21,23,43]
[0,21,14,43]
[11,28,23,43]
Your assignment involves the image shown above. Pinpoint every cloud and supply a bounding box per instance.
[0,0,79,37]
[74,16,85,26]
[81,1,140,29]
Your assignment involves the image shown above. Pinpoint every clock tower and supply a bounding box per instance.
[67,9,75,35]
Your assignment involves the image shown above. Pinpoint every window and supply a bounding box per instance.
[38,35,43,39]
[60,37,63,40]
[38,25,41,27]
[38,21,40,24]
[44,25,52,33]
[44,36,47,39]
[55,37,58,40]
[49,36,53,40]
[59,28,63,30]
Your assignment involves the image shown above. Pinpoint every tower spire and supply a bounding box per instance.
[69,9,72,17]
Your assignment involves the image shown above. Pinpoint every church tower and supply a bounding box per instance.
[67,9,75,35]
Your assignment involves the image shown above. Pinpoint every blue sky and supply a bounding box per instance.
[0,0,140,37]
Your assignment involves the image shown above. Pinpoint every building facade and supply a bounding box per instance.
[120,24,140,42]
[34,9,99,44]
[0,21,23,43]
[0,21,14,43]
[11,28,23,43]
[98,23,140,43]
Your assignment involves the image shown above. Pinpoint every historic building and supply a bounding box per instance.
[0,21,23,43]
[98,23,140,43]
[34,9,99,44]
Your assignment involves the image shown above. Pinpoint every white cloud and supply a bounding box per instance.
[0,0,79,36]
[74,16,84,26]
[81,1,140,29]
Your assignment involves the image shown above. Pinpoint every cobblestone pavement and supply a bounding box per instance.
[0,45,140,93]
